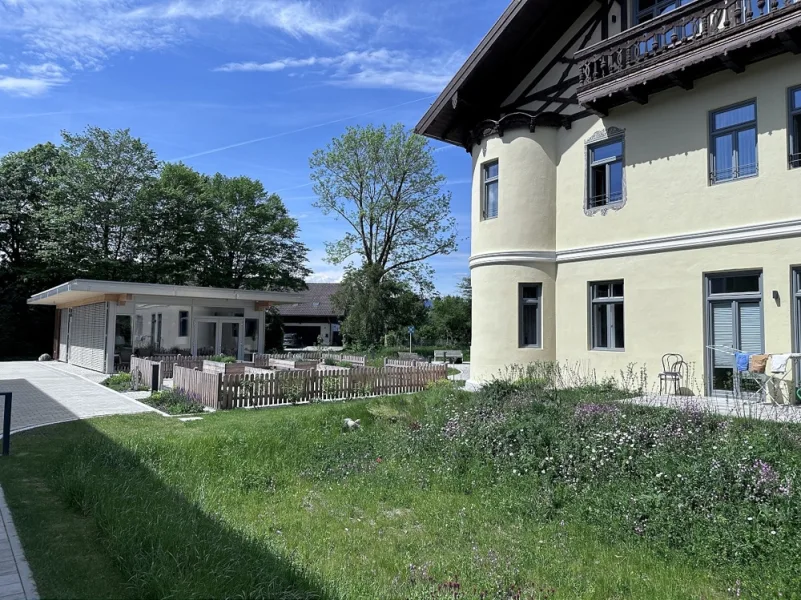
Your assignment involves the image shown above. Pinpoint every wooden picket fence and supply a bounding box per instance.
[322,353,367,367]
[172,364,448,410]
[385,358,427,368]
[152,354,213,378]
[173,366,222,409]
[130,356,166,390]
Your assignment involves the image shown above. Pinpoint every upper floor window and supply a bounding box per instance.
[709,101,757,184]
[634,0,694,24]
[587,137,624,210]
[790,86,801,169]
[482,161,499,220]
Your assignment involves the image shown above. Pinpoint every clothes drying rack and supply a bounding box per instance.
[706,344,769,402]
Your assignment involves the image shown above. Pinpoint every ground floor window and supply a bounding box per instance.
[706,271,763,394]
[519,284,541,348]
[590,281,624,350]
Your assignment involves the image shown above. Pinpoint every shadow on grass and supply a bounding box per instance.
[0,383,330,599]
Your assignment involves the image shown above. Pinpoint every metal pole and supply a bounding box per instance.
[2,393,12,456]
[409,331,412,354]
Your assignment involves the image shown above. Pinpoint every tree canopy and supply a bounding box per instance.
[0,127,309,359]
[310,123,457,288]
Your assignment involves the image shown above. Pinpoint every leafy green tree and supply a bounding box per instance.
[41,127,158,280]
[422,295,471,346]
[333,265,427,348]
[0,143,63,357]
[199,174,310,291]
[133,163,211,284]
[310,123,457,288]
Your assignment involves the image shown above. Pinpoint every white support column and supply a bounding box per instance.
[105,301,117,374]
[258,309,266,355]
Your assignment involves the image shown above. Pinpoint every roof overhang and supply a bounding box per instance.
[415,0,590,147]
[28,280,306,307]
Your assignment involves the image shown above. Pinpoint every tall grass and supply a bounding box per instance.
[2,363,800,598]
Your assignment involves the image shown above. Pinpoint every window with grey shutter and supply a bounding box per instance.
[711,303,734,369]
[738,303,762,355]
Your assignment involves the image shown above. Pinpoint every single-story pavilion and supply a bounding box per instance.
[28,279,305,374]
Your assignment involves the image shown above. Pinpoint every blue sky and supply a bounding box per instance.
[0,0,507,294]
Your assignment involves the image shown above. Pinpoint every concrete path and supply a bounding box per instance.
[628,394,801,423]
[0,487,37,600]
[0,362,156,434]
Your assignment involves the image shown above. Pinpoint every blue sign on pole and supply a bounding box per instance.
[408,326,415,334]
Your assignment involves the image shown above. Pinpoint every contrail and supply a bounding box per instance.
[171,94,437,161]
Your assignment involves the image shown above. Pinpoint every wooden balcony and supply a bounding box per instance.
[575,0,801,112]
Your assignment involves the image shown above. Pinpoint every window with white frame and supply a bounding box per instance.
[482,161,499,220]
[590,281,625,351]
[519,284,541,348]
[587,137,624,209]
[709,101,758,184]
[790,85,801,169]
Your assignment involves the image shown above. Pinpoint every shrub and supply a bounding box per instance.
[399,370,801,592]
[208,355,237,364]
[145,389,205,415]
[102,373,132,392]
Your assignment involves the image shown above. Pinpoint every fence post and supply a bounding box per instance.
[151,363,160,393]
[2,392,12,456]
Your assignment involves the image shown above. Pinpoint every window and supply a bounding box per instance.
[482,161,499,219]
[590,281,624,351]
[633,0,694,24]
[179,310,189,337]
[519,284,541,348]
[790,86,801,169]
[709,101,757,184]
[706,271,763,395]
[150,313,162,349]
[587,137,624,209]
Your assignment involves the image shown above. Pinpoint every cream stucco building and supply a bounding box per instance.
[417,0,801,396]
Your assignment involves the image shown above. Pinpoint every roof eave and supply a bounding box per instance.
[27,279,306,306]
[414,0,530,144]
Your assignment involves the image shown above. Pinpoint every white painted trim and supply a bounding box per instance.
[469,218,801,268]
[469,250,557,268]
[28,279,305,306]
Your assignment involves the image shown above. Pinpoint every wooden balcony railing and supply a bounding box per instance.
[576,0,801,100]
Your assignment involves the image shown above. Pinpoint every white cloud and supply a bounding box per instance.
[0,64,8,70]
[0,77,54,97]
[0,62,68,96]
[307,269,344,284]
[217,49,463,94]
[0,0,369,88]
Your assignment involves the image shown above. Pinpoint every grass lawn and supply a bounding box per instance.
[0,379,798,599]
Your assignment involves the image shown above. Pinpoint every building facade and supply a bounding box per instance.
[29,280,303,373]
[417,0,801,396]
[276,283,343,347]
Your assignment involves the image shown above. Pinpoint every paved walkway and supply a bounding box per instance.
[0,362,155,434]
[628,394,801,423]
[0,488,37,600]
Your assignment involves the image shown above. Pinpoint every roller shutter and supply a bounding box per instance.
[68,302,108,372]
[58,309,70,362]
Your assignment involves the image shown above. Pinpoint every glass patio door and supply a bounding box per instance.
[220,321,242,358]
[706,272,763,395]
[193,318,245,359]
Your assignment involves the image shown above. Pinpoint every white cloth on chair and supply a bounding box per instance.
[770,354,791,373]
